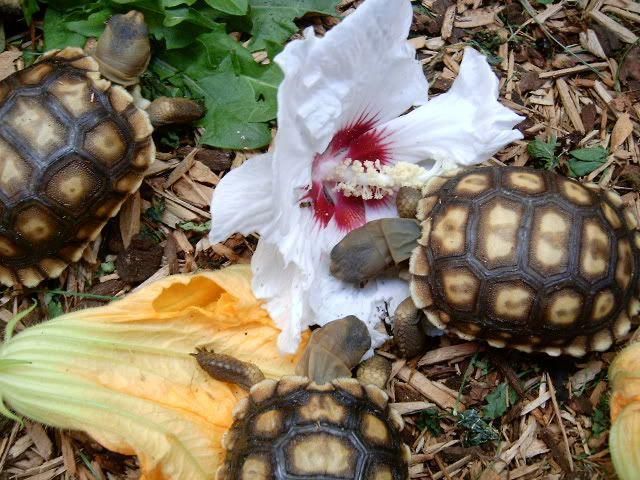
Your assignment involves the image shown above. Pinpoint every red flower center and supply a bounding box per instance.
[306,115,391,231]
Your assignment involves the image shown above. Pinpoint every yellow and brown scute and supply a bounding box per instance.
[0,48,154,287]
[217,376,409,480]
[411,166,640,356]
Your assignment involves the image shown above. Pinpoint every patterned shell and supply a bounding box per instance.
[218,376,409,480]
[0,47,154,287]
[410,166,640,357]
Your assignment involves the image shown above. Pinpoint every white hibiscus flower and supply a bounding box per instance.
[209,0,524,353]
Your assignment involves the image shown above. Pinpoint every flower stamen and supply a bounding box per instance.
[330,160,433,199]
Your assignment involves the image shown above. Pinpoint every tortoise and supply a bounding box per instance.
[0,11,204,287]
[194,315,410,480]
[330,166,640,358]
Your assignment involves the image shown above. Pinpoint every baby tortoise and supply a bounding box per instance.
[331,166,640,358]
[0,11,203,287]
[195,316,410,480]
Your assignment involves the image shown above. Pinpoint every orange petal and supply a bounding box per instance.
[0,265,308,480]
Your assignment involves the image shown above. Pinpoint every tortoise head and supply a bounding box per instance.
[296,315,371,384]
[330,218,422,284]
[94,11,150,86]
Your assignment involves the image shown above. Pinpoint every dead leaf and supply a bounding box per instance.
[569,361,604,392]
[0,50,21,81]
[610,113,634,150]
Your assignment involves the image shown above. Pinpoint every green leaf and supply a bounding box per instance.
[99,261,116,275]
[37,0,335,149]
[592,394,610,436]
[43,9,88,50]
[195,70,273,149]
[177,220,212,233]
[44,293,64,319]
[65,10,113,38]
[247,0,339,51]
[568,146,609,177]
[21,0,40,24]
[416,408,443,436]
[536,0,555,4]
[457,409,500,446]
[145,197,166,222]
[205,0,248,16]
[528,137,558,162]
[527,137,559,170]
[483,382,519,420]
[570,146,609,162]
[162,27,257,78]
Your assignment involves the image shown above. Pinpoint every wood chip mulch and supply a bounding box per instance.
[1,0,639,478]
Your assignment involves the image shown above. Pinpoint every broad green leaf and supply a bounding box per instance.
[569,146,609,162]
[65,10,113,38]
[163,0,197,6]
[483,382,519,420]
[527,137,558,162]
[43,9,87,50]
[568,146,608,177]
[204,0,248,16]
[162,6,220,29]
[242,62,281,121]
[194,69,273,149]
[527,137,559,170]
[36,0,336,149]
[162,27,257,78]
[247,0,339,51]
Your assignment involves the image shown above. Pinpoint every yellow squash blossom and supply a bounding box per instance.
[609,341,640,480]
[0,265,308,480]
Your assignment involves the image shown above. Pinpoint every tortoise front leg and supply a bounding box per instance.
[192,349,265,390]
[393,296,428,358]
[357,354,392,389]
[146,97,205,127]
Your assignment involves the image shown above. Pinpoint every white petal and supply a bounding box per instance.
[209,154,274,244]
[251,211,411,353]
[251,240,313,353]
[308,257,410,349]
[271,0,428,209]
[378,47,524,170]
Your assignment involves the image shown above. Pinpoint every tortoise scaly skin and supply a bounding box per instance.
[218,376,408,480]
[0,49,153,287]
[332,166,640,357]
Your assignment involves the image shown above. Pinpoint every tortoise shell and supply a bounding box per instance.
[410,166,640,357]
[0,47,154,287]
[218,376,409,480]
